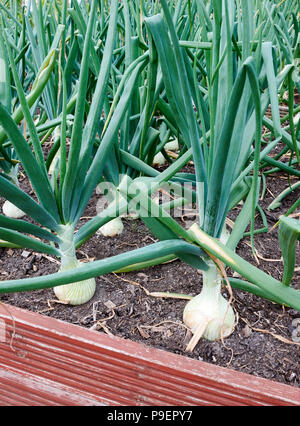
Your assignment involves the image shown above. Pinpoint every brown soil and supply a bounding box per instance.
[0,169,300,389]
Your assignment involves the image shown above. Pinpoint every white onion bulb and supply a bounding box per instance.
[152,152,166,166]
[99,217,124,237]
[183,291,235,342]
[183,260,235,350]
[54,259,96,305]
[2,200,26,219]
[54,277,96,305]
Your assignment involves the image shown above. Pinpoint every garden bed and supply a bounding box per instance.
[1,0,300,408]
[1,170,300,390]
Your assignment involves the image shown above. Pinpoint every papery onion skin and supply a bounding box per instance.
[54,275,96,305]
[183,292,235,341]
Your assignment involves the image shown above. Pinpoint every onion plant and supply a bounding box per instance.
[0,19,64,219]
[259,2,300,212]
[135,0,300,349]
[0,0,204,305]
[0,0,143,304]
[0,1,69,217]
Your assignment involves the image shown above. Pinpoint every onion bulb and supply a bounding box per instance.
[220,224,230,245]
[183,260,235,351]
[54,224,96,305]
[152,152,166,166]
[99,216,124,237]
[165,139,179,151]
[54,258,96,305]
[2,200,26,219]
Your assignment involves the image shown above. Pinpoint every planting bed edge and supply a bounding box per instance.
[0,303,299,406]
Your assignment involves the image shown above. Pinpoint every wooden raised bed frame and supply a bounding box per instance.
[0,303,299,406]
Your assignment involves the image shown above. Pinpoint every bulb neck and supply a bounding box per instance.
[202,260,221,291]
[58,224,78,269]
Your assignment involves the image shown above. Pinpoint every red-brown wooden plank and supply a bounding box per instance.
[0,304,299,406]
